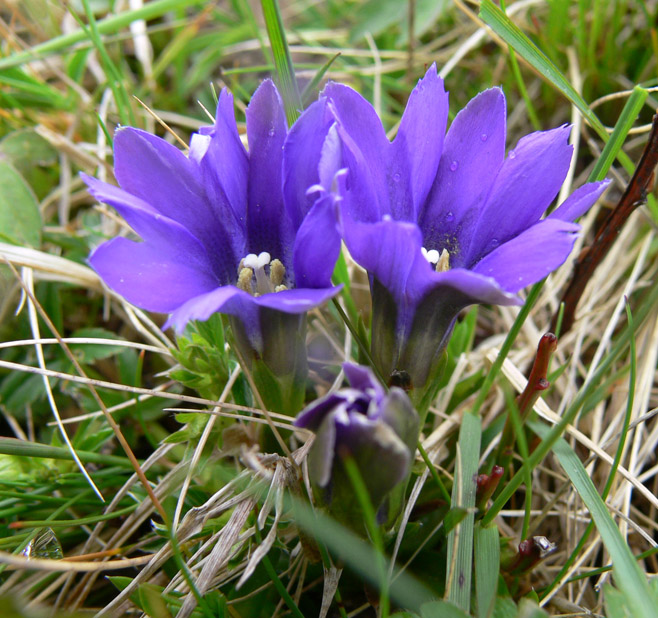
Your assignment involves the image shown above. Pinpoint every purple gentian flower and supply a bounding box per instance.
[83,81,342,410]
[295,363,419,528]
[323,66,610,400]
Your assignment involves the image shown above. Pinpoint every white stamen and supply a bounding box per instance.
[421,247,440,264]
[243,252,271,270]
[237,252,287,296]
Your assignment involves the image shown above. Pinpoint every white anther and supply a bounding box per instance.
[421,247,440,264]
[243,252,271,270]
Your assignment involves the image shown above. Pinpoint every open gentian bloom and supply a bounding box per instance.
[295,363,419,529]
[83,81,342,414]
[323,65,610,406]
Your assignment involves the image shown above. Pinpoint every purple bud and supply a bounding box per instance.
[295,363,419,528]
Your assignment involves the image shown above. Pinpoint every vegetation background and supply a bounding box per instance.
[0,0,657,616]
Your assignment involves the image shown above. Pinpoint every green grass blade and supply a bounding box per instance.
[474,522,499,618]
[588,85,648,182]
[0,437,135,467]
[260,0,302,125]
[76,0,135,126]
[301,52,341,107]
[290,493,435,612]
[479,0,606,137]
[532,424,654,618]
[0,0,206,71]
[446,410,481,613]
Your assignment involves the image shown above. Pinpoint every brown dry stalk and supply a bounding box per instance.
[554,113,658,334]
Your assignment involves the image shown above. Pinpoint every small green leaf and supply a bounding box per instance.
[0,161,42,247]
[421,600,470,618]
[69,328,126,363]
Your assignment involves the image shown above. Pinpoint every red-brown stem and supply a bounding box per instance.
[517,333,558,418]
[495,333,558,474]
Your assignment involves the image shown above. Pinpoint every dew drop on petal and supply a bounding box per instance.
[268,128,276,137]
[509,150,516,159]
[480,133,488,142]
[393,172,401,183]
[450,160,459,172]
[490,238,499,248]
[445,211,454,222]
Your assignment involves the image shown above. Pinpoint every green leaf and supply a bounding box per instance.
[517,598,548,618]
[531,422,655,618]
[138,584,174,618]
[0,161,42,247]
[603,583,632,618]
[492,596,517,618]
[421,600,470,618]
[69,328,126,363]
[475,522,499,618]
[0,129,57,173]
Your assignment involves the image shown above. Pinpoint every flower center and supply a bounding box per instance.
[236,252,287,296]
[422,247,450,272]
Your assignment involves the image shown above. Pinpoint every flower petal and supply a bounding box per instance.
[191,89,249,256]
[324,82,390,221]
[246,80,294,260]
[392,64,448,220]
[307,411,338,487]
[472,218,581,293]
[419,88,506,267]
[252,286,341,313]
[343,362,382,396]
[336,413,411,498]
[90,237,218,313]
[165,286,259,334]
[292,194,341,289]
[466,125,573,266]
[113,128,214,239]
[82,174,236,285]
[294,393,349,431]
[548,179,611,222]
[343,217,432,311]
[283,97,336,229]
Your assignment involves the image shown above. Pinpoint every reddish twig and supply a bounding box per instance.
[495,333,558,474]
[554,113,658,335]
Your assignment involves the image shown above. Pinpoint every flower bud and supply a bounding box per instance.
[294,363,419,530]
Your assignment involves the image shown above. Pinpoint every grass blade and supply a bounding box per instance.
[532,424,654,618]
[479,0,605,138]
[0,0,206,71]
[260,0,302,125]
[474,522,499,618]
[446,410,480,613]
[588,85,648,182]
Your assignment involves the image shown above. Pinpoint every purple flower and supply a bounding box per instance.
[83,81,343,410]
[295,363,419,527]
[323,66,610,400]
